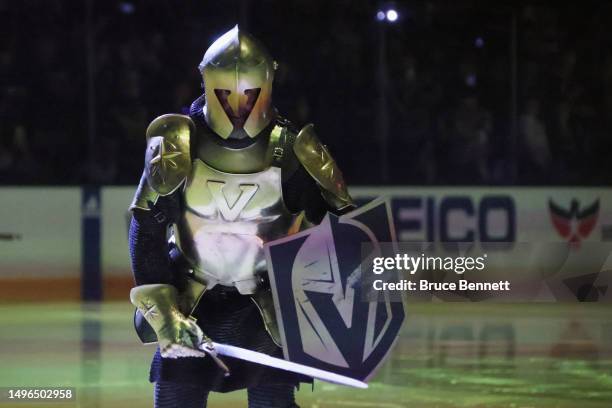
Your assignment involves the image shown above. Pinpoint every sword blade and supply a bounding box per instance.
[210,342,368,389]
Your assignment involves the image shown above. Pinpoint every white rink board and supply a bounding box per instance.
[1,186,612,279]
[0,188,81,278]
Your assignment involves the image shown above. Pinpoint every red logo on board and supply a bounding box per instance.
[548,199,599,247]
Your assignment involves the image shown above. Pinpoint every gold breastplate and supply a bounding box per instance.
[175,159,299,294]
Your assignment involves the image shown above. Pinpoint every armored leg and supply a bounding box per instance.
[247,383,299,408]
[154,381,209,408]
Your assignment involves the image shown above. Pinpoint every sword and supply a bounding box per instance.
[199,341,368,389]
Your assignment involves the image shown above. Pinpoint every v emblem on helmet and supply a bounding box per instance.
[206,181,258,221]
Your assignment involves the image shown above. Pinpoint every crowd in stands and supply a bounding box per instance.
[1,0,610,185]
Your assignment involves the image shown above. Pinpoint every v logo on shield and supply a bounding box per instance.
[207,180,259,221]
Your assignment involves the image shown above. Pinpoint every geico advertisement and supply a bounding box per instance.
[1,187,611,279]
[351,187,611,245]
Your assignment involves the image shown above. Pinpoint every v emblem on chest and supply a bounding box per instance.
[206,180,259,221]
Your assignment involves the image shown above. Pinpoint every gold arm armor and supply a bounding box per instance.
[293,124,354,211]
[130,284,207,358]
[130,114,193,211]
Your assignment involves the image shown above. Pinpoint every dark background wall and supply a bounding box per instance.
[1,0,611,186]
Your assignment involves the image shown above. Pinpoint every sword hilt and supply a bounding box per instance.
[201,337,230,377]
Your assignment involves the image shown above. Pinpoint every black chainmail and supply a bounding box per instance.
[153,381,298,408]
[129,192,181,285]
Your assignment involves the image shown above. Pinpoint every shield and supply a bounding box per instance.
[265,198,405,381]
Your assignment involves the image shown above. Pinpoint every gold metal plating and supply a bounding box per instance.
[293,124,354,210]
[181,278,208,316]
[199,26,275,139]
[251,290,282,346]
[175,159,298,295]
[196,125,272,173]
[130,284,206,357]
[144,114,193,195]
[130,173,160,211]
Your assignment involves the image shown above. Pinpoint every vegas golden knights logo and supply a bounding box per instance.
[206,180,259,221]
[265,199,404,381]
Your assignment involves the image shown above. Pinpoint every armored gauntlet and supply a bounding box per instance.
[130,284,207,358]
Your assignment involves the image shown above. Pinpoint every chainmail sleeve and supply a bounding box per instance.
[282,164,347,225]
[129,193,181,285]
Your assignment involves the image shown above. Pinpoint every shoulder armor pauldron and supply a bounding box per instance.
[145,114,193,194]
[130,114,193,211]
[293,123,354,210]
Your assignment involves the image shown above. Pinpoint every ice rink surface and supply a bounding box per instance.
[0,302,610,408]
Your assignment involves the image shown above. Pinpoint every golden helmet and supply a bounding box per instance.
[198,25,275,139]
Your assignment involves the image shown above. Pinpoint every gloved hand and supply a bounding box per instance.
[130,284,207,358]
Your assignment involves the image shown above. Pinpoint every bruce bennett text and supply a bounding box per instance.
[372,279,511,292]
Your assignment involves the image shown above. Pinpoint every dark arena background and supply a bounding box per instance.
[1,1,611,407]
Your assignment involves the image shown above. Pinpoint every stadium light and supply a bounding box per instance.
[376,7,399,23]
[386,9,398,22]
